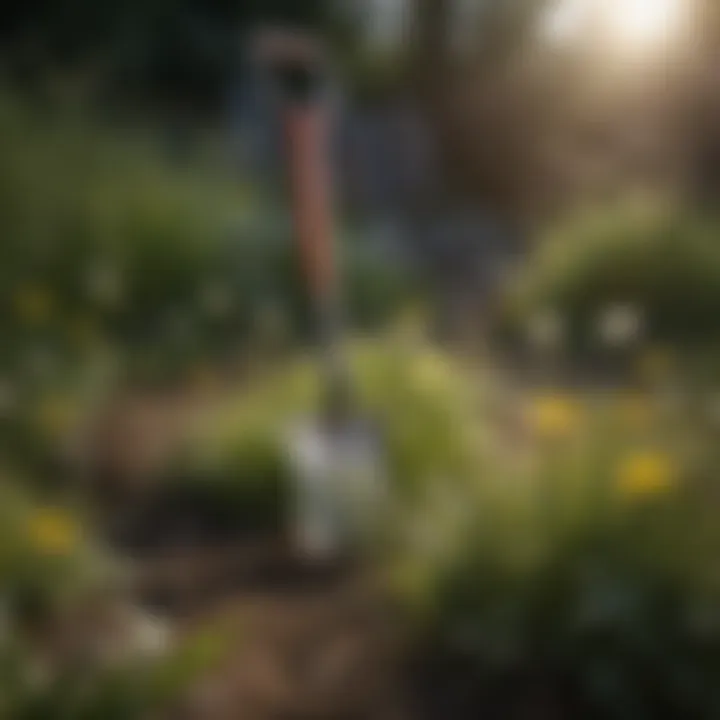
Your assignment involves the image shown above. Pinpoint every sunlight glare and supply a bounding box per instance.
[604,0,684,50]
[540,0,589,45]
[541,0,688,54]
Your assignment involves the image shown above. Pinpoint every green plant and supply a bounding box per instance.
[0,89,420,482]
[0,619,227,720]
[391,382,720,717]
[0,90,420,388]
[0,475,227,719]
[0,480,115,624]
[503,198,720,354]
[166,338,481,536]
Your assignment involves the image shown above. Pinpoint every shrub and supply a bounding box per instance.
[0,89,420,482]
[0,474,227,719]
[0,91,420,390]
[0,479,115,624]
[163,338,481,538]
[504,199,720,354]
[0,604,226,720]
[390,383,720,717]
[0,90,244,387]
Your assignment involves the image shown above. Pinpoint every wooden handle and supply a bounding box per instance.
[284,105,336,301]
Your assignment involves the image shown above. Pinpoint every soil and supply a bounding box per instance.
[92,384,564,720]
[131,536,410,720]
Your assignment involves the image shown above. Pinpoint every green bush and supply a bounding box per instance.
[0,91,244,385]
[169,338,481,536]
[390,383,720,717]
[0,90,420,481]
[504,199,720,353]
[0,479,113,622]
[0,475,226,719]
[0,602,226,720]
[0,91,419,389]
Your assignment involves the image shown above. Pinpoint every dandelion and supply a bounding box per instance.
[616,450,676,500]
[14,286,53,325]
[29,508,78,556]
[597,303,644,347]
[529,394,580,439]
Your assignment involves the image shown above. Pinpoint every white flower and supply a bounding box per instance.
[128,610,171,658]
[526,309,565,352]
[597,303,644,347]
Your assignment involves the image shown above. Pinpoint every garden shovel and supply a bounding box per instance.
[256,30,385,560]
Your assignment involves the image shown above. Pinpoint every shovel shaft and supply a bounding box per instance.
[284,106,336,304]
[282,89,351,422]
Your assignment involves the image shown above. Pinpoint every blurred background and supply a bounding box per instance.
[3,1,720,718]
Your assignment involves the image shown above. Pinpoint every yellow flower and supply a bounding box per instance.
[29,508,78,556]
[14,286,53,325]
[638,347,673,383]
[616,451,676,501]
[529,394,580,439]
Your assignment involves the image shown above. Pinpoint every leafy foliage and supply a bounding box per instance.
[505,199,720,351]
[169,337,478,536]
[0,91,418,486]
[391,378,720,716]
[0,617,226,720]
[0,480,114,624]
